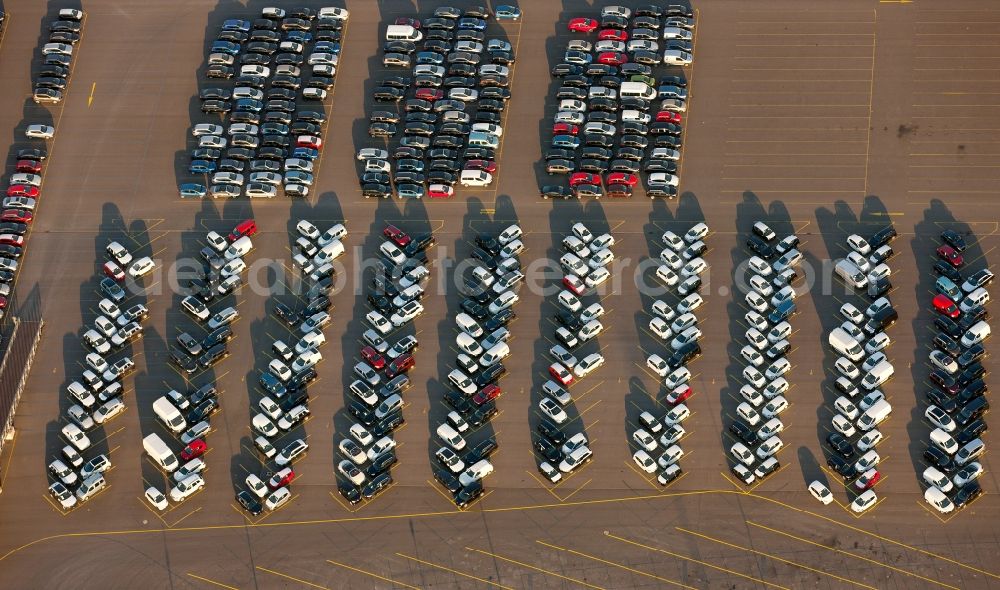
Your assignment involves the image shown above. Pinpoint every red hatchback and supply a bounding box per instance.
[568,17,598,33]
[569,172,600,187]
[666,385,693,405]
[229,218,257,241]
[15,160,42,174]
[296,135,322,150]
[180,439,207,461]
[553,122,579,136]
[0,234,24,247]
[383,224,411,246]
[415,88,444,101]
[597,51,628,65]
[268,468,295,489]
[855,469,880,491]
[465,159,496,173]
[428,184,453,198]
[394,17,421,28]
[937,245,963,267]
[6,185,39,198]
[932,294,960,318]
[360,345,386,370]
[563,275,586,295]
[598,28,628,41]
[472,384,501,405]
[1,209,32,223]
[103,261,126,282]
[656,110,682,123]
[548,362,574,386]
[385,354,415,379]
[606,173,638,186]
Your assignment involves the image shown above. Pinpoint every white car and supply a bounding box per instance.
[663,403,690,426]
[671,327,701,350]
[265,487,292,511]
[657,445,684,468]
[144,486,169,511]
[865,332,891,354]
[857,429,883,451]
[26,124,56,139]
[357,148,389,161]
[664,367,690,389]
[925,405,956,432]
[656,265,679,286]
[338,460,366,485]
[835,357,860,380]
[745,291,768,313]
[834,396,859,420]
[924,486,955,514]
[169,474,205,502]
[847,234,871,255]
[762,396,788,419]
[366,311,392,334]
[850,490,877,513]
[741,345,764,367]
[539,397,568,423]
[831,414,856,437]
[633,429,657,452]
[756,436,784,460]
[677,294,704,314]
[840,302,864,324]
[808,481,833,505]
[731,442,755,466]
[764,358,791,381]
[662,230,684,251]
[953,462,984,487]
[174,458,207,482]
[929,350,958,374]
[633,450,656,473]
[660,247,683,269]
[128,257,155,278]
[246,474,268,498]
[573,353,605,378]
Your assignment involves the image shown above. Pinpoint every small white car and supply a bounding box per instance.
[26,124,56,139]
[633,449,656,473]
[808,481,833,505]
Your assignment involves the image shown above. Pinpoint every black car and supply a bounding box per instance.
[827,455,854,479]
[287,368,317,392]
[273,302,300,326]
[956,362,984,387]
[198,344,229,368]
[444,388,475,414]
[826,432,855,458]
[556,310,583,331]
[187,397,219,423]
[955,419,987,445]
[259,372,287,397]
[466,437,498,464]
[955,379,986,405]
[338,482,361,505]
[454,481,484,508]
[953,481,982,508]
[958,343,985,368]
[362,471,393,499]
[869,226,897,248]
[433,467,462,493]
[367,293,393,314]
[473,363,506,387]
[538,419,567,445]
[236,490,263,515]
[934,316,962,339]
[955,396,989,426]
[483,308,515,331]
[728,420,759,446]
[468,401,498,427]
[925,389,958,414]
[372,412,405,437]
[668,342,701,368]
[746,235,775,259]
[957,308,988,331]
[552,63,584,77]
[348,401,377,426]
[169,347,198,374]
[933,333,961,358]
[933,260,962,282]
[924,446,954,472]
[533,437,563,462]
[940,229,967,252]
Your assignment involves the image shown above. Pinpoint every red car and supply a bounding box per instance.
[385,354,414,379]
[394,17,421,28]
[606,173,638,186]
[569,172,600,187]
[1,209,32,223]
[268,468,295,489]
[229,218,257,241]
[180,439,207,461]
[0,296,6,310]
[932,294,960,318]
[296,135,322,150]
[360,345,386,370]
[103,261,126,282]
[563,275,586,295]
[553,122,579,136]
[383,224,411,246]
[415,88,444,101]
[568,17,598,33]
[15,160,42,174]
[465,159,496,173]
[0,234,24,247]
[666,385,693,405]
[597,51,628,65]
[472,384,501,405]
[656,110,682,123]
[598,28,628,41]
[6,185,39,198]
[428,184,453,198]
[548,362,574,386]
[937,245,963,268]
[855,469,880,491]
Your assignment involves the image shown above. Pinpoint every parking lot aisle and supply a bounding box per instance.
[326,558,420,590]
[535,540,698,590]
[464,545,606,589]
[718,7,877,202]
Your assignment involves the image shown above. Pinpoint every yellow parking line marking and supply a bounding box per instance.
[745,521,960,589]
[536,540,697,589]
[605,532,789,589]
[256,566,328,589]
[186,572,239,590]
[675,527,876,589]
[556,478,593,503]
[396,553,513,589]
[326,559,420,590]
[465,546,605,589]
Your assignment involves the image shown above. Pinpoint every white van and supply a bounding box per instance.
[835,260,868,289]
[857,399,892,431]
[480,342,510,367]
[468,132,499,148]
[143,433,179,472]
[314,239,345,264]
[224,235,253,260]
[460,170,493,186]
[829,328,865,362]
[620,81,656,100]
[436,423,466,450]
[386,24,422,42]
[153,397,187,433]
[459,459,494,486]
[961,320,991,347]
[860,360,893,390]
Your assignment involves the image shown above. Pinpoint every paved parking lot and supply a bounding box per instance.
[1,0,1000,588]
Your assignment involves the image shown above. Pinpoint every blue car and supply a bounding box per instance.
[768,300,796,324]
[235,98,263,112]
[495,5,521,20]
[285,31,312,44]
[292,147,319,160]
[211,40,240,56]
[458,17,487,31]
[179,183,207,198]
[189,160,216,174]
[100,278,126,302]
[551,134,580,149]
[222,19,250,33]
[314,41,340,54]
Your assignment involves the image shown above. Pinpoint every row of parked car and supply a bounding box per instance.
[32,8,86,104]
[813,226,899,513]
[921,229,990,514]
[180,6,349,199]
[47,237,151,510]
[430,225,520,504]
[636,222,709,484]
[333,224,432,504]
[358,6,517,199]
[542,4,695,198]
